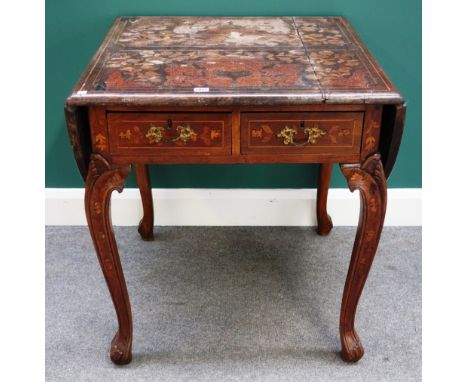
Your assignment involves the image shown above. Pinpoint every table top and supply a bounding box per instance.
[66,16,403,107]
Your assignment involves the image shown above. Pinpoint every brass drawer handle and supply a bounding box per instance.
[145,123,197,144]
[304,126,327,144]
[172,125,197,144]
[277,124,326,146]
[277,126,297,145]
[146,125,165,143]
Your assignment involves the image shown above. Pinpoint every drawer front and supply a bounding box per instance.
[107,112,231,155]
[241,112,364,155]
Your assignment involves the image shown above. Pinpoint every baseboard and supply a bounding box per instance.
[45,188,421,226]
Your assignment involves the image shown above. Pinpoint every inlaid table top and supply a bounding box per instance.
[67,16,403,106]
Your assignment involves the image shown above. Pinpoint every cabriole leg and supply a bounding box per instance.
[316,163,333,235]
[339,154,387,362]
[85,154,133,365]
[135,164,154,240]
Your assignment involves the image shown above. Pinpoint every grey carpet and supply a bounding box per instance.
[46,226,421,382]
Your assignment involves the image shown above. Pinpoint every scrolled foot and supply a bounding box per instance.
[316,163,334,236]
[138,218,154,241]
[110,331,132,365]
[340,330,364,362]
[316,214,333,236]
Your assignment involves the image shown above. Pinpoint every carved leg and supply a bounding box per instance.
[339,154,387,362]
[85,154,133,365]
[135,164,154,240]
[316,163,333,235]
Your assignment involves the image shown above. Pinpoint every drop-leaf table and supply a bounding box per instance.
[65,16,406,365]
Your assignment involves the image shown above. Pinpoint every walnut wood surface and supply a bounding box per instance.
[339,154,387,362]
[108,112,232,156]
[240,112,363,156]
[380,103,407,178]
[64,106,90,180]
[84,154,133,364]
[64,16,405,365]
[316,163,333,235]
[134,164,154,240]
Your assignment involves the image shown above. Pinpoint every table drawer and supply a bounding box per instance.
[107,112,231,155]
[241,112,364,155]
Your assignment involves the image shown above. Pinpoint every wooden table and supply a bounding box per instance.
[65,16,406,365]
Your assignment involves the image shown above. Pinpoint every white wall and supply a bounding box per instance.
[45,188,421,226]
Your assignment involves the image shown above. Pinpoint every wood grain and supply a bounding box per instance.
[316,163,333,235]
[339,154,387,362]
[240,112,363,156]
[108,112,232,156]
[134,164,154,241]
[84,154,132,365]
[380,103,407,178]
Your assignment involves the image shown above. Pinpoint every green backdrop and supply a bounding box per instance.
[46,0,421,188]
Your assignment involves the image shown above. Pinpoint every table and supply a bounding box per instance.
[65,16,406,365]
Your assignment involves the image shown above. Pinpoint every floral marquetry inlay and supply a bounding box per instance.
[95,133,107,151]
[94,202,102,215]
[308,50,370,88]
[365,137,376,151]
[100,49,318,90]
[364,120,380,151]
[119,130,132,140]
[210,129,221,140]
[65,16,399,102]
